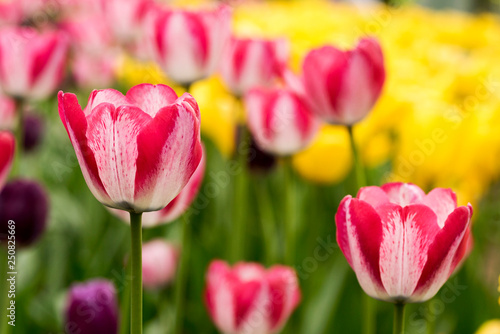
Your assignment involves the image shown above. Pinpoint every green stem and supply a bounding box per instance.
[174,216,191,334]
[119,260,131,334]
[12,98,24,177]
[347,125,367,188]
[362,294,376,334]
[393,303,405,334]
[283,157,296,266]
[254,177,278,265]
[130,212,143,334]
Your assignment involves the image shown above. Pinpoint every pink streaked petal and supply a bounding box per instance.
[84,89,129,116]
[421,188,457,228]
[381,182,426,207]
[126,83,178,118]
[357,186,391,209]
[234,279,264,329]
[58,91,111,206]
[451,221,473,274]
[267,266,300,331]
[356,38,385,100]
[378,204,439,300]
[133,97,202,211]
[0,131,14,188]
[412,205,472,302]
[335,196,386,299]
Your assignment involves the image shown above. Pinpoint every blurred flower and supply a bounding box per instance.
[292,125,352,184]
[142,239,179,289]
[0,27,69,100]
[0,131,14,189]
[23,114,44,152]
[65,279,118,334]
[148,4,231,86]
[109,147,206,227]
[0,179,48,246]
[0,95,16,131]
[205,261,301,334]
[297,37,385,125]
[58,83,202,213]
[475,320,500,334]
[336,182,473,303]
[245,86,318,156]
[220,36,289,97]
[0,2,21,27]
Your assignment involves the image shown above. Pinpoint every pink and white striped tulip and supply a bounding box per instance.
[336,182,473,303]
[298,37,385,125]
[245,87,319,156]
[142,239,179,289]
[220,37,289,96]
[58,83,203,213]
[0,27,69,100]
[205,260,301,334]
[109,147,205,227]
[148,4,231,86]
[0,95,16,131]
[0,131,15,189]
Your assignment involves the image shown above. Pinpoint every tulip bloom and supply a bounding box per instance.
[65,279,118,334]
[0,27,69,100]
[205,260,301,334]
[220,37,289,96]
[0,179,48,246]
[299,38,385,125]
[109,147,205,226]
[142,239,179,289]
[148,5,231,86]
[101,0,153,44]
[0,132,14,189]
[336,182,473,303]
[245,87,319,156]
[58,83,203,213]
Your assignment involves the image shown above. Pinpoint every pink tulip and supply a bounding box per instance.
[72,52,117,89]
[58,83,203,213]
[109,146,205,226]
[336,182,473,303]
[220,37,289,96]
[0,95,16,130]
[298,37,385,125]
[245,87,319,156]
[205,260,301,334]
[148,4,231,86]
[0,27,69,100]
[0,131,15,189]
[62,15,113,54]
[142,239,179,289]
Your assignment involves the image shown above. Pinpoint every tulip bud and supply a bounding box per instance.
[0,179,48,247]
[205,260,301,334]
[142,239,179,289]
[336,182,473,303]
[65,279,119,334]
[0,132,15,189]
[245,87,319,156]
[23,114,44,152]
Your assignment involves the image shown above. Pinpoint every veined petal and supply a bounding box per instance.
[357,186,390,209]
[126,83,178,117]
[381,182,426,207]
[84,88,129,115]
[421,188,457,228]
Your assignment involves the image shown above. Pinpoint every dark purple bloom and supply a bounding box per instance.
[0,179,48,246]
[65,279,119,334]
[23,114,44,152]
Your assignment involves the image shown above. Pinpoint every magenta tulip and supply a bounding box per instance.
[220,37,289,96]
[205,260,301,334]
[336,182,473,303]
[142,239,179,289]
[148,4,231,86]
[245,87,319,156]
[0,27,69,100]
[0,132,14,189]
[58,83,203,213]
[109,146,205,226]
[299,37,385,125]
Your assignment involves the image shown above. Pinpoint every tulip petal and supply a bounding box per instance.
[58,92,111,206]
[412,205,472,302]
[0,131,14,188]
[336,196,386,299]
[378,204,439,300]
[267,266,301,331]
[126,83,179,117]
[84,88,129,115]
[422,188,457,228]
[381,182,426,206]
[357,186,390,208]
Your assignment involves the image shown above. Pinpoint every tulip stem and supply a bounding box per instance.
[254,176,278,265]
[362,294,376,334]
[12,98,24,177]
[119,260,131,334]
[130,212,143,334]
[284,157,297,266]
[174,215,191,334]
[393,302,405,334]
[347,125,367,188]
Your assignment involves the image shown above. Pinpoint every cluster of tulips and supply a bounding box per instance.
[0,0,478,333]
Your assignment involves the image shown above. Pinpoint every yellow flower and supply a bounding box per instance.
[476,320,500,334]
[292,125,352,184]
